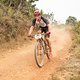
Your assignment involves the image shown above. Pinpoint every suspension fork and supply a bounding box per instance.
[37,39,43,50]
[38,38,46,54]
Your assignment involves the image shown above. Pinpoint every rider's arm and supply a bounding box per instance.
[28,19,36,36]
[45,20,51,33]
[47,24,51,33]
[41,17,51,33]
[28,26,34,36]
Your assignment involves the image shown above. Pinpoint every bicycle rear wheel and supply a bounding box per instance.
[35,40,44,68]
[45,42,50,59]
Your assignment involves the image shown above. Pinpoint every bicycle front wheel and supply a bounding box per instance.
[35,40,44,68]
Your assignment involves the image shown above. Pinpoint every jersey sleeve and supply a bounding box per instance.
[41,16,49,25]
[32,19,36,26]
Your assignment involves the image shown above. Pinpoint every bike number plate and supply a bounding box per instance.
[35,34,42,40]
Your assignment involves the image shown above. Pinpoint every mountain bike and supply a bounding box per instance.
[33,33,50,68]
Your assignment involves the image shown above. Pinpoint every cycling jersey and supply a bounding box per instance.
[32,16,49,27]
[32,16,49,33]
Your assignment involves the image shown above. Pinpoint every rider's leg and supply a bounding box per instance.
[46,37,52,57]
[40,27,53,58]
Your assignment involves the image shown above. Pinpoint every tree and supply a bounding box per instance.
[0,0,39,18]
[66,16,77,26]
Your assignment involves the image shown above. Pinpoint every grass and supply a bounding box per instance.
[50,44,80,80]
[70,76,80,80]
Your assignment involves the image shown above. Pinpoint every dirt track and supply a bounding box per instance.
[0,26,72,80]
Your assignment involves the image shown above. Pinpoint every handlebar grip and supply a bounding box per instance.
[46,32,51,35]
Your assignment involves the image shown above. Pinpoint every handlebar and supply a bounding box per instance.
[28,32,51,40]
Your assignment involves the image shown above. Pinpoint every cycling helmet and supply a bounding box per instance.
[34,9,41,16]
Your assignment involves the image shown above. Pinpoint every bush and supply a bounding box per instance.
[74,21,80,43]
[0,8,3,17]
[70,76,80,80]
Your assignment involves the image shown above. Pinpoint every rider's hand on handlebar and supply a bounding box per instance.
[46,32,51,35]
[28,34,32,37]
[28,34,33,40]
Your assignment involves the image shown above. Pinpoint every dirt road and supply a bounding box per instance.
[0,26,72,80]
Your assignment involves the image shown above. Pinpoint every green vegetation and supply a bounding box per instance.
[0,0,38,45]
[49,17,80,80]
[66,16,77,26]
[65,16,80,44]
[74,21,80,43]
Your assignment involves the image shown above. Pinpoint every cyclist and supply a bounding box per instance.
[28,9,52,58]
